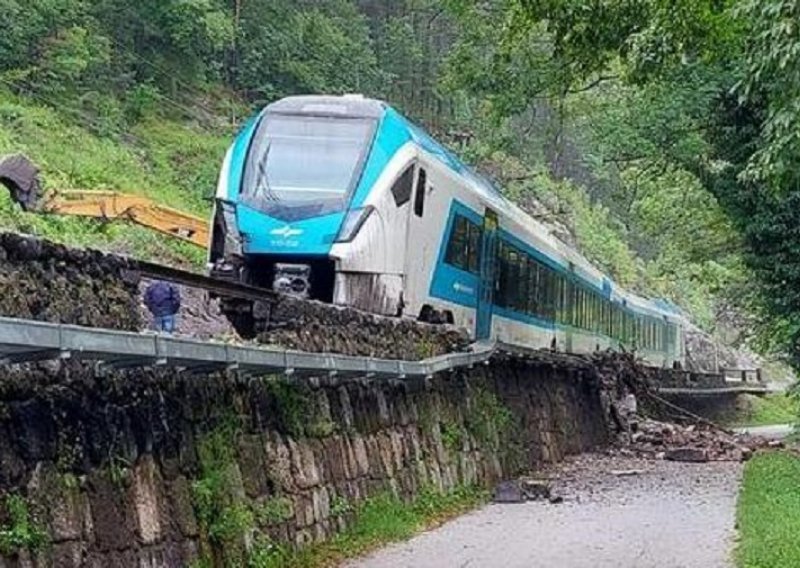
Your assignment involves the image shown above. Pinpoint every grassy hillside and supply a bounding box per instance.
[0,90,230,266]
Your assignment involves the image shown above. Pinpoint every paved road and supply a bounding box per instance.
[734,423,794,440]
[347,455,742,568]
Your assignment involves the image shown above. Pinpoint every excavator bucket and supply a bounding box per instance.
[0,154,44,212]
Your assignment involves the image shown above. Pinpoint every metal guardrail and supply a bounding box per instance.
[0,316,768,395]
[658,385,770,396]
[0,316,495,378]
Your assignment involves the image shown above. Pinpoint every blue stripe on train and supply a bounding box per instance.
[428,199,670,337]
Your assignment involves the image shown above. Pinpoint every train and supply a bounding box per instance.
[208,94,686,368]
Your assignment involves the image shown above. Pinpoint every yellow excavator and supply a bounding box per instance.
[0,154,208,248]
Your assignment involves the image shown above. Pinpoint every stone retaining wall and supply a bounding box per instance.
[0,233,140,331]
[0,359,606,567]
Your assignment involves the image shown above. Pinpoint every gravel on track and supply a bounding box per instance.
[346,454,742,568]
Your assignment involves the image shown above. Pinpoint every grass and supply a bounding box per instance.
[253,486,488,568]
[732,394,798,427]
[0,89,231,266]
[736,452,800,568]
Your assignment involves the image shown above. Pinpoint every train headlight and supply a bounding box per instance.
[335,206,374,243]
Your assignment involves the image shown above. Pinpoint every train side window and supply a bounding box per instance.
[414,168,427,217]
[390,165,415,206]
[445,215,469,269]
[445,214,482,274]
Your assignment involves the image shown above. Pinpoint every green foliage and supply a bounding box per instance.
[737,452,800,567]
[0,494,47,556]
[107,456,132,488]
[0,89,216,266]
[254,496,294,526]
[329,495,351,517]
[731,394,798,428]
[318,486,486,563]
[247,535,291,568]
[264,379,334,439]
[735,0,800,188]
[439,420,465,454]
[192,417,255,565]
[465,387,512,451]
[264,379,310,439]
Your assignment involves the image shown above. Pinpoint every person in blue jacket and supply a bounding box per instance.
[144,280,181,333]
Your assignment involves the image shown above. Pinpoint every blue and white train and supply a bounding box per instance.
[209,95,686,368]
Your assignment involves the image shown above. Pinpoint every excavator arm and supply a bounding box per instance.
[0,154,208,248]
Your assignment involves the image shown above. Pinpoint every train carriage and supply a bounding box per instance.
[210,94,685,368]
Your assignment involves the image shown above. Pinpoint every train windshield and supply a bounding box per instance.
[241,113,376,221]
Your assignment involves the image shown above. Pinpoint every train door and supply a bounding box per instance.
[403,166,435,315]
[476,210,498,340]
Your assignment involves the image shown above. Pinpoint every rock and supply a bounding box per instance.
[493,480,525,503]
[520,479,551,501]
[611,469,644,477]
[664,448,709,463]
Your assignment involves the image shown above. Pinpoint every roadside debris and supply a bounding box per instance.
[495,351,785,505]
[610,469,645,476]
[493,478,562,504]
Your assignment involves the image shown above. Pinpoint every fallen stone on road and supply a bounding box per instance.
[664,447,709,463]
[494,479,556,504]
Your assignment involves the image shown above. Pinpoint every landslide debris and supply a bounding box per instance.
[590,350,778,463]
[256,295,471,360]
[0,233,140,330]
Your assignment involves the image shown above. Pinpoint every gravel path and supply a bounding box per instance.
[347,454,742,568]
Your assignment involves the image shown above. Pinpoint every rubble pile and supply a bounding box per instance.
[0,232,141,330]
[258,294,471,360]
[588,349,780,463]
[625,419,773,462]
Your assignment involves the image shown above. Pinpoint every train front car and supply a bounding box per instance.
[209,95,418,336]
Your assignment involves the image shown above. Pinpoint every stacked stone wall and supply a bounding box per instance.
[0,359,606,567]
[0,233,140,330]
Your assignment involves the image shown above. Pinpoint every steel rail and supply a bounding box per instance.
[135,259,278,304]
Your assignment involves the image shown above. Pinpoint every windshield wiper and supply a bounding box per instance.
[253,142,278,202]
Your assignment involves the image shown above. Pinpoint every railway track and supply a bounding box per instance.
[135,259,279,306]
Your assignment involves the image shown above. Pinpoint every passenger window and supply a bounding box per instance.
[445,216,469,269]
[445,214,482,274]
[390,165,415,206]
[414,168,427,217]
